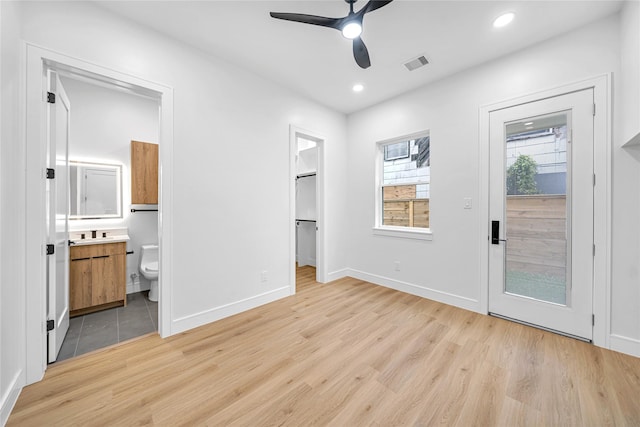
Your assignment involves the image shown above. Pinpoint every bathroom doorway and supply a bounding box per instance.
[50,68,161,362]
[25,45,173,381]
[290,126,326,293]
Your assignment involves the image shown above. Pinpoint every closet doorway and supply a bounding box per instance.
[290,126,325,292]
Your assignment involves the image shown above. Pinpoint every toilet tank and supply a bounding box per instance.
[139,244,159,268]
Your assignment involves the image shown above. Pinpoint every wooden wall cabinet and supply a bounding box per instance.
[70,242,126,317]
[131,140,158,205]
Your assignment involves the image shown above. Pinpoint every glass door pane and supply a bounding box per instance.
[504,112,569,305]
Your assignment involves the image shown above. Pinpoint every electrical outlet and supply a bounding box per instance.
[260,270,268,282]
[394,261,401,271]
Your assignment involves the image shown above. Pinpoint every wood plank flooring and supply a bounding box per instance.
[9,265,640,426]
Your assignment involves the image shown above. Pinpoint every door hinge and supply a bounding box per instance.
[593,244,596,256]
[46,319,55,331]
[47,92,56,104]
[593,173,596,186]
[592,314,595,326]
[46,244,55,255]
[46,168,55,179]
[593,103,596,116]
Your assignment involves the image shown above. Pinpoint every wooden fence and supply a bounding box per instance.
[383,185,429,228]
[506,194,567,278]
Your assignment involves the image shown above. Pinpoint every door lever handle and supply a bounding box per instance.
[491,220,507,244]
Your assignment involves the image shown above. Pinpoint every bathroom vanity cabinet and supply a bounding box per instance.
[130,140,158,204]
[69,242,126,317]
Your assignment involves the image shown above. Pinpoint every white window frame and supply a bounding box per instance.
[374,131,433,241]
[384,140,410,161]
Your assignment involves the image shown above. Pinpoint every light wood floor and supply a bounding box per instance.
[9,266,640,426]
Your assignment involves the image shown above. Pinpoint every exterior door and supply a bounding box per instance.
[47,71,71,362]
[488,89,594,340]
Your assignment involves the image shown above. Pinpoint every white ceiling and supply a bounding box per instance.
[96,0,623,114]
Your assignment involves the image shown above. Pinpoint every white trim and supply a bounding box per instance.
[171,286,290,334]
[289,125,327,287]
[126,282,150,294]
[326,268,349,283]
[24,43,174,385]
[592,75,611,349]
[609,334,640,358]
[0,369,23,426]
[479,74,611,350]
[347,269,481,313]
[372,226,433,241]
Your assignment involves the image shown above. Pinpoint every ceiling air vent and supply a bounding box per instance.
[404,55,429,71]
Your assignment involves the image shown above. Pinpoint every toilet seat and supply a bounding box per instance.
[144,261,158,273]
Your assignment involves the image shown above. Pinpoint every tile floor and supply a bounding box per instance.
[57,291,158,362]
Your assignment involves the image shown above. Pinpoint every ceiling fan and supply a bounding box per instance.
[270,0,394,69]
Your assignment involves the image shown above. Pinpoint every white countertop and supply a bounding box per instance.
[70,235,129,246]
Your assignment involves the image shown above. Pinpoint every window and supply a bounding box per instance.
[384,141,409,161]
[375,131,431,239]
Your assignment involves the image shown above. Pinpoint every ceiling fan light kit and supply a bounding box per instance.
[342,21,363,39]
[269,0,394,69]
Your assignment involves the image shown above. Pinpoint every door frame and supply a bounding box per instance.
[289,125,326,292]
[479,75,611,348]
[24,44,174,385]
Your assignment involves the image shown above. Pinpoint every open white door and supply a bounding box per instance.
[47,71,70,363]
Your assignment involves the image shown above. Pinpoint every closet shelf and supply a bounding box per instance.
[296,172,316,179]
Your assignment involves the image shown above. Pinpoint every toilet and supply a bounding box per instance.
[139,244,159,302]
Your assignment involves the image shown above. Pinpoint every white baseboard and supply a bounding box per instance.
[171,286,291,334]
[609,334,640,358]
[297,257,316,268]
[1,369,23,426]
[326,268,349,283]
[347,269,481,313]
[127,282,150,294]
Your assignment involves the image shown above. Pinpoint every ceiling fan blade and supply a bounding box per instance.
[353,37,371,69]
[361,0,394,15]
[269,12,341,30]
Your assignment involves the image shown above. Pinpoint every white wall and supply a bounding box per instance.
[16,0,348,343]
[60,76,160,293]
[0,1,26,423]
[346,14,633,348]
[610,0,640,354]
[619,0,640,144]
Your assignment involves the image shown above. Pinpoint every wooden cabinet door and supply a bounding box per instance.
[131,140,158,204]
[113,253,126,302]
[70,258,92,311]
[91,255,117,306]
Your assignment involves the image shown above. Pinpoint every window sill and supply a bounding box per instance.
[372,226,433,241]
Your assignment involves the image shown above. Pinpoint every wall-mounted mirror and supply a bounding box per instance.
[69,161,123,219]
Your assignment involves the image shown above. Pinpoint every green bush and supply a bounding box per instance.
[507,155,538,195]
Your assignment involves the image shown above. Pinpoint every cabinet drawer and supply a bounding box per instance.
[70,242,126,259]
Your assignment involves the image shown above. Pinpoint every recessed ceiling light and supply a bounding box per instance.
[524,121,533,126]
[352,83,364,92]
[493,12,515,28]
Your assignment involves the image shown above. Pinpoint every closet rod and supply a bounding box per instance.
[131,208,158,212]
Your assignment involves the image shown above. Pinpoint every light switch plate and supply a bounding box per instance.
[464,198,472,209]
